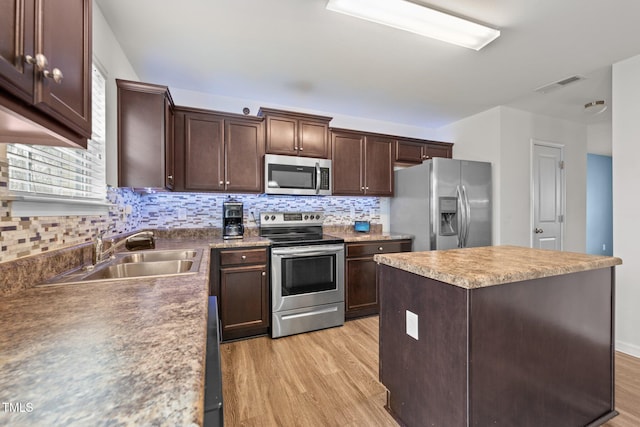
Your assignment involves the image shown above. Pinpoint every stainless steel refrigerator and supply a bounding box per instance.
[391,158,492,251]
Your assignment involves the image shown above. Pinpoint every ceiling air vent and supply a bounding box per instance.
[534,75,586,94]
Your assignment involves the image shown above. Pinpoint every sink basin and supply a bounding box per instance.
[38,248,202,286]
[82,260,194,280]
[116,249,197,264]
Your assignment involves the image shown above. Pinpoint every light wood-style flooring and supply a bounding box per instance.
[220,316,640,427]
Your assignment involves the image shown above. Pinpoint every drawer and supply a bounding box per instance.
[346,240,412,258]
[220,248,268,266]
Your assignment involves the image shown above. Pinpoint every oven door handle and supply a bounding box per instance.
[272,246,343,257]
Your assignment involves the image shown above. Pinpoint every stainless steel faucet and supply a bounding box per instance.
[92,229,155,266]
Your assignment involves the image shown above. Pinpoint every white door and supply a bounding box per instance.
[532,142,564,250]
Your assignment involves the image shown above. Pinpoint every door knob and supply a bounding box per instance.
[534,228,544,234]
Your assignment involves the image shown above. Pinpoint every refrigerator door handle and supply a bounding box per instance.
[456,185,465,248]
[461,185,471,247]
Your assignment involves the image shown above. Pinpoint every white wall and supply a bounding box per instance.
[92,1,139,185]
[587,121,613,155]
[170,87,439,140]
[612,54,640,357]
[436,106,587,252]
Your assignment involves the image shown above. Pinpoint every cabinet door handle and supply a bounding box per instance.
[299,146,303,151]
[365,186,369,190]
[219,181,224,186]
[226,181,230,185]
[262,271,266,276]
[25,53,48,70]
[361,186,365,190]
[167,175,173,181]
[43,68,64,84]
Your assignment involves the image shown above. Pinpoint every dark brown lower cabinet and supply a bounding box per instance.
[211,247,269,341]
[345,239,412,319]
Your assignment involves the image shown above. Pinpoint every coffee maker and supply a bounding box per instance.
[222,199,244,239]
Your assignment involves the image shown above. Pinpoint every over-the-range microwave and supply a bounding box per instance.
[264,154,331,196]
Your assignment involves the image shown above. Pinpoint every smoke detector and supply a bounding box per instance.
[584,100,607,115]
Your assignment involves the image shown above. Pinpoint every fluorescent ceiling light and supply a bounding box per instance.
[326,0,500,51]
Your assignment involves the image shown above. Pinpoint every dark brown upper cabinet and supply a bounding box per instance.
[395,139,453,165]
[117,79,174,189]
[174,107,264,193]
[0,0,92,148]
[331,129,394,197]
[258,107,332,159]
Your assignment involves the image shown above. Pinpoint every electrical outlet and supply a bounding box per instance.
[406,310,419,340]
[178,208,187,221]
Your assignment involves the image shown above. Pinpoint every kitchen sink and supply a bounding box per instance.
[116,249,198,264]
[82,260,195,280]
[38,249,202,286]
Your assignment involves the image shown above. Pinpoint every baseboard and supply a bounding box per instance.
[615,340,640,358]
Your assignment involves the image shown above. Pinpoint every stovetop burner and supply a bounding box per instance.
[259,211,344,247]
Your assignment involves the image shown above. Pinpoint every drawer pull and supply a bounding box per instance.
[241,255,247,260]
[379,247,384,251]
[43,67,64,84]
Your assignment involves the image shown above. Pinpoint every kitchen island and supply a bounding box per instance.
[374,245,622,427]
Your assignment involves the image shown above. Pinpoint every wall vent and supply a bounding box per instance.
[534,75,586,94]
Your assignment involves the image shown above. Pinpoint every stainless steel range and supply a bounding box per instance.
[260,211,345,338]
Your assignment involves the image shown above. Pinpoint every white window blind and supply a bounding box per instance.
[7,64,107,209]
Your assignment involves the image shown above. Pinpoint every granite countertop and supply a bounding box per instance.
[325,231,414,242]
[208,235,271,248]
[0,238,213,427]
[374,245,622,289]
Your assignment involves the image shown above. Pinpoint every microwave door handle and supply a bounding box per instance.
[315,162,321,194]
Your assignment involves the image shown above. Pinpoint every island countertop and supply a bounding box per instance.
[0,238,213,427]
[374,245,622,289]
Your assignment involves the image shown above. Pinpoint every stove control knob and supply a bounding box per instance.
[316,214,321,219]
[304,215,309,220]
[271,215,276,220]
[264,215,269,221]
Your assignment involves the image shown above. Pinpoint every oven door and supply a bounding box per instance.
[271,244,344,312]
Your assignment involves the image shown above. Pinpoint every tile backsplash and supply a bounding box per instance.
[1,155,381,263]
[137,192,381,229]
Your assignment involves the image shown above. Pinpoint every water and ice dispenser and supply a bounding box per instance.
[439,197,458,236]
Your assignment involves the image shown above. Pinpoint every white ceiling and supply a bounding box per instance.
[95,0,640,129]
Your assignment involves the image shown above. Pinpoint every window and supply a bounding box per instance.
[6,64,108,216]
